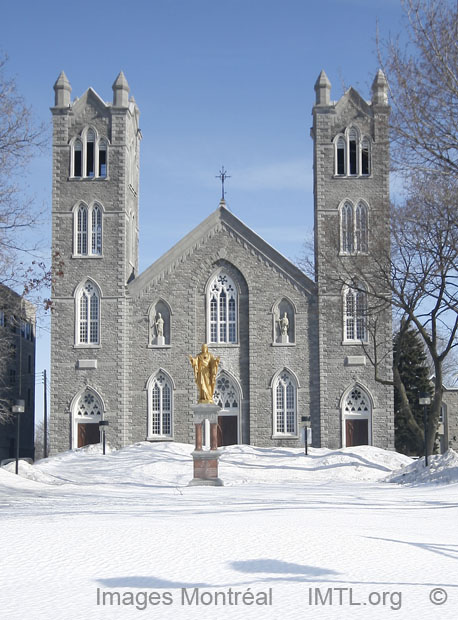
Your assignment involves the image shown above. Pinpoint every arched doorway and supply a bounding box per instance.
[342,384,372,447]
[210,372,241,447]
[72,388,104,449]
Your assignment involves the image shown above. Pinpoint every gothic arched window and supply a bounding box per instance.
[334,127,372,177]
[74,202,103,256]
[76,389,103,419]
[208,272,238,344]
[70,128,109,179]
[213,373,240,412]
[355,201,368,253]
[273,370,297,436]
[342,384,372,447]
[76,280,100,345]
[343,285,367,342]
[341,202,354,254]
[147,371,173,438]
[340,200,369,255]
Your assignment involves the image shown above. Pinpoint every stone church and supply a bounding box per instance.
[49,69,394,455]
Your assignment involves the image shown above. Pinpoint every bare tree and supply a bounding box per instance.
[380,0,458,176]
[0,55,49,424]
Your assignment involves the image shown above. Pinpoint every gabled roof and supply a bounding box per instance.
[334,86,372,117]
[129,203,315,298]
[71,87,110,114]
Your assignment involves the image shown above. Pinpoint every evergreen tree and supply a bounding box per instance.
[394,327,431,455]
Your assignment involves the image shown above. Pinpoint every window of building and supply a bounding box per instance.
[28,355,32,374]
[148,371,173,438]
[0,310,4,327]
[9,369,16,385]
[76,280,100,345]
[70,129,108,179]
[273,370,297,436]
[334,127,371,177]
[343,286,367,342]
[340,200,369,255]
[208,272,238,344]
[74,202,103,256]
[355,202,368,253]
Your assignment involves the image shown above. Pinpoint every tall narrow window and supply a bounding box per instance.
[361,138,370,176]
[208,273,238,343]
[74,140,82,177]
[98,140,107,177]
[349,128,358,175]
[341,202,354,254]
[337,137,346,175]
[344,286,367,342]
[86,129,95,177]
[355,202,368,253]
[91,205,102,255]
[273,370,297,436]
[74,203,103,256]
[77,205,88,255]
[77,281,100,345]
[148,371,173,437]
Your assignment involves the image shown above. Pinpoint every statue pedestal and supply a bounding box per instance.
[280,334,289,344]
[156,335,165,346]
[189,403,223,486]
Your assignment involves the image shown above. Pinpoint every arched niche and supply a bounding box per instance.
[149,299,172,346]
[273,298,295,344]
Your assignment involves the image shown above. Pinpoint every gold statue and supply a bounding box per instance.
[189,344,220,404]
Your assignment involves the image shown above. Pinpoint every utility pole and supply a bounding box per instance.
[43,369,48,458]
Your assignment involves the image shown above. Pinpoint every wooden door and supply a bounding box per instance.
[345,419,368,447]
[217,416,238,447]
[78,423,100,448]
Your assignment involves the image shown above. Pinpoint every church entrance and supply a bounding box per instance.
[345,419,368,447]
[217,415,238,446]
[77,423,100,448]
[342,385,372,448]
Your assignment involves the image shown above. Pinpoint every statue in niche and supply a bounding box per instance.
[278,312,289,336]
[155,313,164,338]
[189,344,220,404]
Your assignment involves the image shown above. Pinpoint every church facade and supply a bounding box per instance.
[49,70,394,455]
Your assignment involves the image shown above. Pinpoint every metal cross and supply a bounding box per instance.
[216,166,231,200]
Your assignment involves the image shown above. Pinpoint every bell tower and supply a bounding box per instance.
[50,72,140,454]
[312,70,394,450]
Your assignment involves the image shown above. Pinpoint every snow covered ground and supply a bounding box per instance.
[1,443,457,620]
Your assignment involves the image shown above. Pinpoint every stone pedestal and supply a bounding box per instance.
[280,333,289,344]
[189,403,223,486]
[156,335,165,346]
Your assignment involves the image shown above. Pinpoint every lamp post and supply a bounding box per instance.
[419,393,431,467]
[301,415,311,455]
[99,420,109,455]
[12,400,25,474]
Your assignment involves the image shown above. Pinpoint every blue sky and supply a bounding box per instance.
[0,0,405,423]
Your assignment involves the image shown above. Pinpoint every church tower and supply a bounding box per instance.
[49,72,140,453]
[312,70,394,449]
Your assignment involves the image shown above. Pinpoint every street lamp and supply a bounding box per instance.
[12,399,25,475]
[301,415,311,455]
[419,393,431,467]
[99,420,109,455]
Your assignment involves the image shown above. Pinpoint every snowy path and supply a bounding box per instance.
[0,443,457,620]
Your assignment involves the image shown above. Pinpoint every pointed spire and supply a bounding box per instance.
[314,70,331,106]
[112,71,130,107]
[53,71,71,107]
[372,69,388,105]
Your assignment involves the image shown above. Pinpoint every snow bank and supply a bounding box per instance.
[385,449,458,485]
[1,442,412,489]
[2,460,65,485]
